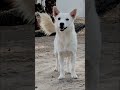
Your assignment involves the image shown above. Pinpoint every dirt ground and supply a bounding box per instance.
[0,26,35,90]
[35,31,85,90]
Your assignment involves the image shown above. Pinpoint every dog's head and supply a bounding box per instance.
[53,6,77,31]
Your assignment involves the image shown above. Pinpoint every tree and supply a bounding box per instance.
[45,0,56,22]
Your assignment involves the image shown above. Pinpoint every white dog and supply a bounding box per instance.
[39,6,78,79]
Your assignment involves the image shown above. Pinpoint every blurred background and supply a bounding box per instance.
[35,0,85,36]
[36,0,85,17]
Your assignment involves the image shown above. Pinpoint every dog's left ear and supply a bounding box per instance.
[70,9,77,18]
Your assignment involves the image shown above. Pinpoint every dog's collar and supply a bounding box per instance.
[60,27,67,31]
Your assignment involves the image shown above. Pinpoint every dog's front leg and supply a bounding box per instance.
[58,53,65,79]
[54,54,59,72]
[71,53,78,79]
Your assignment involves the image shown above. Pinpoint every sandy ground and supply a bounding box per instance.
[35,31,85,90]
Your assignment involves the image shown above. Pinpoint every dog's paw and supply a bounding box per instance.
[54,69,58,72]
[66,68,71,74]
[71,73,78,79]
[58,75,65,80]
[66,72,71,74]
[66,70,71,74]
[54,68,59,72]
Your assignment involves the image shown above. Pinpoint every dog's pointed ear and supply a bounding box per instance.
[70,9,77,18]
[53,6,60,17]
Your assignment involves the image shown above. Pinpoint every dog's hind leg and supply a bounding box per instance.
[71,53,78,79]
[66,57,71,74]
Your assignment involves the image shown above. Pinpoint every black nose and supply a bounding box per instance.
[60,23,64,29]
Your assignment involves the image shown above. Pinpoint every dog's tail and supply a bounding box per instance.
[40,13,55,35]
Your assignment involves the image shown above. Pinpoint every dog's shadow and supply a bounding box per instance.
[50,70,80,83]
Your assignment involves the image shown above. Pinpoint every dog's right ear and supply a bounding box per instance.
[70,9,77,18]
[53,6,60,17]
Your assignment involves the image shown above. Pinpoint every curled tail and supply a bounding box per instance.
[39,13,55,35]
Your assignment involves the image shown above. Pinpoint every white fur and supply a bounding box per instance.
[39,13,55,35]
[40,6,78,79]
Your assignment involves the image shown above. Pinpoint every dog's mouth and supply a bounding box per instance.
[60,27,67,31]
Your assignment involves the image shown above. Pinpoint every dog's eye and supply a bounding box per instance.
[66,18,69,21]
[58,17,61,20]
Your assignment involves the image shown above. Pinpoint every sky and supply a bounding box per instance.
[37,0,85,17]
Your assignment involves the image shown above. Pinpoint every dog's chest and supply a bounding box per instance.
[59,40,71,51]
[55,32,77,52]
[58,39,73,57]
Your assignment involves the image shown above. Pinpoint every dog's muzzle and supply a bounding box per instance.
[60,22,67,31]
[60,27,67,31]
